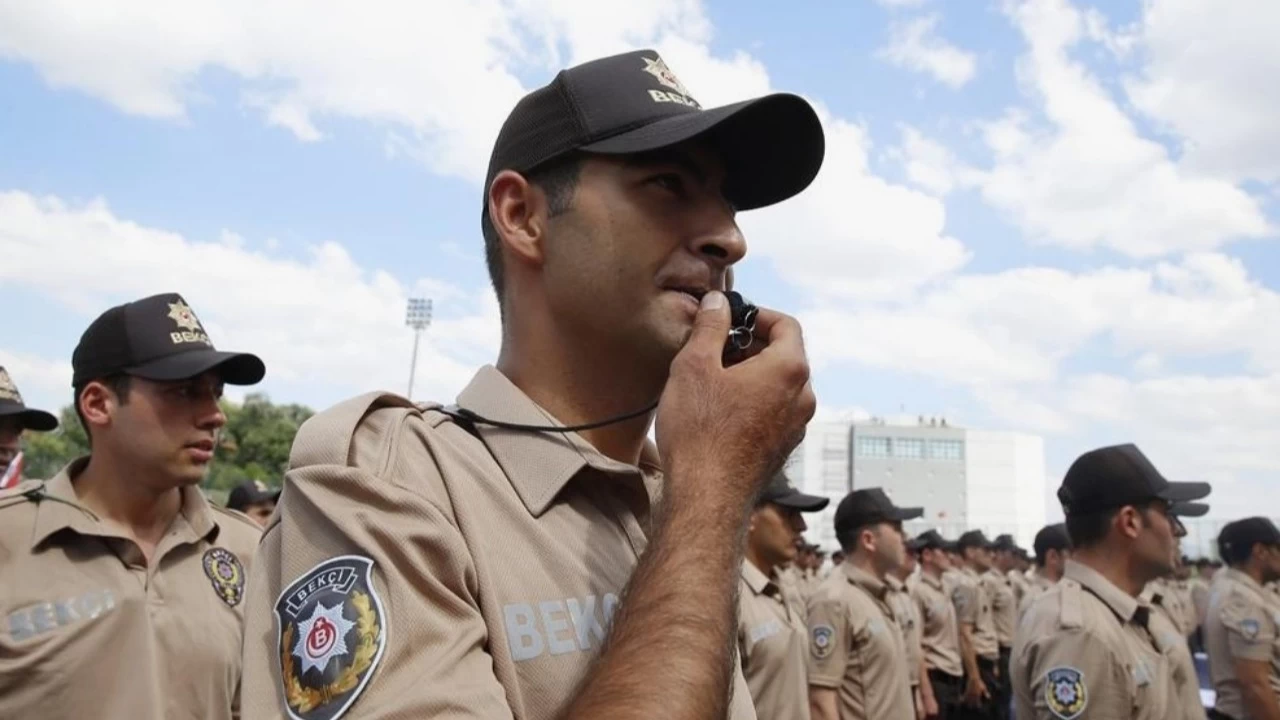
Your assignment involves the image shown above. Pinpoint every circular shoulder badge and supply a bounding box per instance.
[202,547,246,607]
[811,623,835,659]
[1241,618,1261,640]
[1044,666,1087,720]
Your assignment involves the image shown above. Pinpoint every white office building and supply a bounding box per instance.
[785,415,1047,551]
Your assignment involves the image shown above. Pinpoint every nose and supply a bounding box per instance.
[794,514,808,533]
[688,197,746,274]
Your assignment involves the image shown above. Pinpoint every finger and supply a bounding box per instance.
[675,291,732,365]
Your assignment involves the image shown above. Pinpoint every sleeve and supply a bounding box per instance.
[239,402,517,720]
[952,581,978,626]
[1220,591,1276,662]
[1021,629,1132,720]
[736,589,752,670]
[806,593,851,688]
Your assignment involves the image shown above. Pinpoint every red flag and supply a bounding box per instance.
[1,452,24,489]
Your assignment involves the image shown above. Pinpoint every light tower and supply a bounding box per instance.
[405,297,433,399]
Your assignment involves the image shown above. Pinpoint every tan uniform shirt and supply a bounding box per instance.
[886,574,922,688]
[952,566,999,660]
[1009,568,1031,610]
[1152,578,1197,637]
[942,568,962,596]
[807,563,915,720]
[0,460,261,719]
[1142,585,1209,720]
[1205,568,1280,720]
[239,368,758,720]
[913,571,963,678]
[984,568,1017,648]
[1190,577,1211,628]
[1019,570,1055,620]
[738,561,811,720]
[1012,560,1182,720]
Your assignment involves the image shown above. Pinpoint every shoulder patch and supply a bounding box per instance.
[1241,618,1261,641]
[1044,666,1087,719]
[275,555,387,720]
[811,623,835,659]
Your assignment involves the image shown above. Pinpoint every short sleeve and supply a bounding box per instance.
[239,406,516,720]
[806,593,850,688]
[1021,629,1131,720]
[953,582,978,625]
[1220,591,1276,662]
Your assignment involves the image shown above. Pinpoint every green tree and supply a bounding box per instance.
[21,407,88,480]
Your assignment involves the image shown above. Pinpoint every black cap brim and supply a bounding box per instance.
[0,407,58,432]
[128,350,266,386]
[893,506,925,522]
[1157,481,1212,505]
[771,490,831,513]
[581,93,825,211]
[1170,501,1210,518]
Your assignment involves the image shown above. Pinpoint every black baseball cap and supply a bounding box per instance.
[72,293,265,387]
[957,530,993,551]
[1033,523,1070,560]
[1218,517,1280,564]
[1057,443,1210,517]
[483,49,825,219]
[226,479,281,511]
[992,533,1020,552]
[912,529,954,552]
[0,367,57,432]
[834,488,923,534]
[759,472,829,512]
[1170,501,1210,518]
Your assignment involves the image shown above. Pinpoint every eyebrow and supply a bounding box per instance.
[624,148,709,187]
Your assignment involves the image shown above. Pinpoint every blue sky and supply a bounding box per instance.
[1,0,1277,527]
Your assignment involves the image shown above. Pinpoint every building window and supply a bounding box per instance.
[856,436,892,459]
[927,439,964,461]
[895,438,925,459]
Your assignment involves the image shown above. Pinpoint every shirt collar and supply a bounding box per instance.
[842,562,889,599]
[923,571,946,591]
[741,560,775,596]
[1225,568,1267,599]
[1065,559,1143,624]
[455,366,661,517]
[31,457,220,550]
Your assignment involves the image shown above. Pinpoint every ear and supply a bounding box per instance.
[860,527,877,554]
[488,170,549,271]
[1116,506,1144,540]
[78,381,118,434]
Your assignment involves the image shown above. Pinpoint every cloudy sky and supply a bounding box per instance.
[1,0,1276,523]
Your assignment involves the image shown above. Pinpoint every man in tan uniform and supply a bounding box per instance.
[1205,517,1280,720]
[1142,503,1211,720]
[1013,443,1212,720]
[888,538,931,718]
[993,534,1030,613]
[1020,524,1070,619]
[985,535,1020,720]
[0,292,265,719]
[807,488,921,720]
[0,366,59,485]
[913,530,964,720]
[240,49,825,720]
[739,473,829,720]
[952,529,1000,720]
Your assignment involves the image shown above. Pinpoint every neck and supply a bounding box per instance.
[73,452,183,545]
[1242,562,1267,587]
[745,544,775,578]
[1071,548,1149,597]
[924,564,943,580]
[848,551,882,580]
[1043,564,1063,582]
[496,322,663,465]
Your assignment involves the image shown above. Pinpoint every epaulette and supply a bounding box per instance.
[0,479,46,508]
[1058,580,1084,629]
[288,391,420,469]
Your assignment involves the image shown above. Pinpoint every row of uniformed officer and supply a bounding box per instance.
[0,292,266,718]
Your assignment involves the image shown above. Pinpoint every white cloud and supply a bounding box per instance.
[965,0,1272,258]
[877,14,977,88]
[0,191,501,412]
[1125,0,1280,185]
[892,125,965,195]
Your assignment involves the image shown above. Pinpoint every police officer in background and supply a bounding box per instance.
[888,537,933,718]
[737,472,829,720]
[952,530,1000,720]
[1143,502,1211,720]
[808,488,922,720]
[1205,517,1280,720]
[1013,443,1211,720]
[225,478,280,528]
[913,530,964,720]
[993,534,1030,612]
[0,293,265,719]
[241,49,824,720]
[0,366,58,484]
[985,535,1019,720]
[1020,523,1070,618]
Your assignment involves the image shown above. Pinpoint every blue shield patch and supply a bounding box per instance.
[274,556,387,720]
[1044,666,1087,720]
[1241,618,1261,641]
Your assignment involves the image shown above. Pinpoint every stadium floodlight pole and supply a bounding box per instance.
[405,297,433,399]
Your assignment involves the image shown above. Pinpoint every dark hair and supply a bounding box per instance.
[73,374,132,445]
[481,154,584,310]
[1066,502,1161,550]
